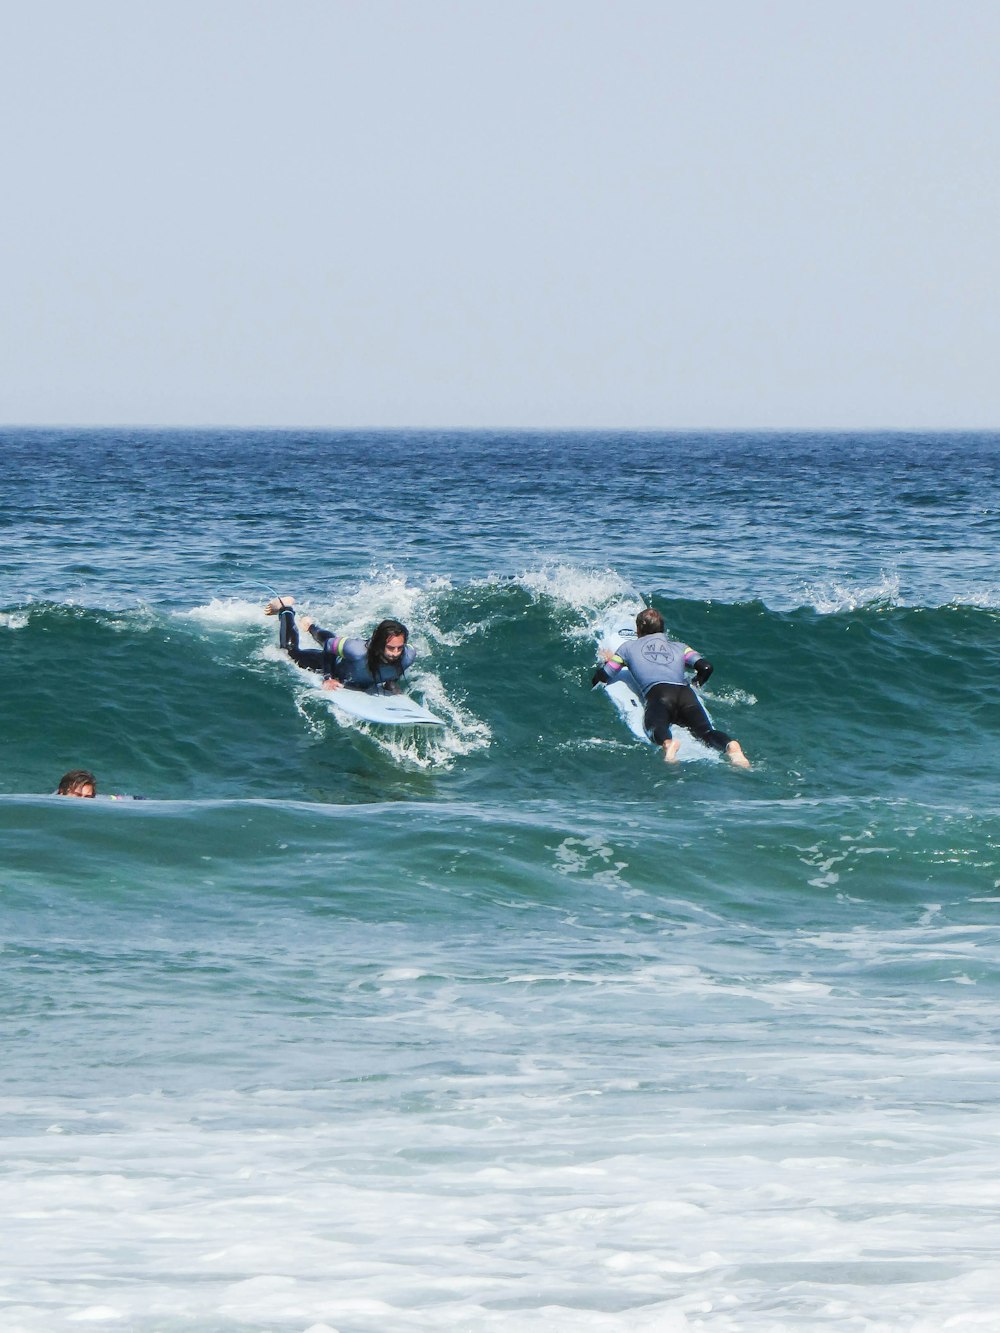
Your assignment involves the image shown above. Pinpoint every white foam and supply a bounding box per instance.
[293,566,469,655]
[552,835,630,889]
[801,571,902,614]
[796,572,999,614]
[316,565,437,638]
[180,597,265,627]
[514,562,640,615]
[705,687,757,707]
[7,977,1000,1333]
[297,668,491,772]
[957,586,1000,609]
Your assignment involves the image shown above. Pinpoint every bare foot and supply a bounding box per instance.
[726,741,751,769]
[663,739,681,764]
[264,596,295,615]
[298,615,313,634]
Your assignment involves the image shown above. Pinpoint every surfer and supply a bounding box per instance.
[592,609,751,767]
[56,769,97,797]
[265,597,415,694]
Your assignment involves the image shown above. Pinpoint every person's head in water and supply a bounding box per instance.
[366,619,409,678]
[635,608,665,638]
[57,770,97,798]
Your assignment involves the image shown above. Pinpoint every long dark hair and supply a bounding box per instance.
[366,619,408,678]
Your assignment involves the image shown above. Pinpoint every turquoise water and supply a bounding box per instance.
[1,429,999,1330]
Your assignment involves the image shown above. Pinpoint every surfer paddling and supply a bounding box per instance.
[592,609,751,768]
[265,597,415,694]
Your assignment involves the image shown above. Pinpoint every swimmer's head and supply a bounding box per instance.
[57,769,97,798]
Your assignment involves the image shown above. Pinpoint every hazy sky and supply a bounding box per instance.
[2,1,997,428]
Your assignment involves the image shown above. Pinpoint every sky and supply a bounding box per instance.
[1,0,998,429]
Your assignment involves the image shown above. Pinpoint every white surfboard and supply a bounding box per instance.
[596,616,717,761]
[325,687,445,727]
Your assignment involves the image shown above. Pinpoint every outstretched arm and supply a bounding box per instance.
[297,622,347,688]
[592,648,626,687]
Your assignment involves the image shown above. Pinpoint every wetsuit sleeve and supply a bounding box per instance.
[306,627,344,680]
[307,623,336,647]
[603,645,628,676]
[400,645,416,674]
[593,644,627,687]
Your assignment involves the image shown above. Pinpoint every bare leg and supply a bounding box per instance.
[662,737,681,764]
[726,740,751,769]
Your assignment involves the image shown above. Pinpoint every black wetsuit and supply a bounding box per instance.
[277,606,331,674]
[641,683,734,752]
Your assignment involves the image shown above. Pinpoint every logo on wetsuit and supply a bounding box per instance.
[640,639,679,667]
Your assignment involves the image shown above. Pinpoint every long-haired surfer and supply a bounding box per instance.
[592,608,751,767]
[265,597,415,695]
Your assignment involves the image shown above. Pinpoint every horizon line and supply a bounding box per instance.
[3,422,999,434]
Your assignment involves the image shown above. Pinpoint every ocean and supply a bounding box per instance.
[1,428,998,1331]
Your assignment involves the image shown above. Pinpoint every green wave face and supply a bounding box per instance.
[2,591,997,806]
